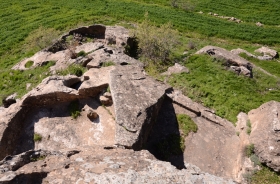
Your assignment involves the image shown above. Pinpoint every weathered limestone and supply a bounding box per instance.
[22,75,81,106]
[110,65,171,150]
[78,67,114,97]
[196,45,253,77]
[0,148,235,184]
[248,101,280,172]
[255,46,279,59]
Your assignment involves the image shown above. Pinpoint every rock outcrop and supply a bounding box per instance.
[110,65,171,150]
[12,25,143,72]
[196,45,253,77]
[0,148,234,184]
[248,101,280,172]
[167,90,245,181]
[255,46,279,59]
[1,25,265,183]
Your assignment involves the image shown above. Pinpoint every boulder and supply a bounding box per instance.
[255,46,279,59]
[161,63,189,76]
[78,67,114,97]
[22,75,81,106]
[110,65,171,150]
[256,22,263,27]
[2,93,17,108]
[0,148,235,184]
[248,101,280,172]
[196,45,253,77]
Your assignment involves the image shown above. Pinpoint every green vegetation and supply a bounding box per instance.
[24,60,34,68]
[246,143,255,158]
[250,154,261,167]
[167,55,280,122]
[102,61,115,67]
[0,61,55,105]
[131,15,179,65]
[247,120,252,135]
[57,64,86,77]
[252,166,280,184]
[31,155,46,162]
[34,133,42,142]
[77,50,86,57]
[176,114,198,136]
[69,100,81,119]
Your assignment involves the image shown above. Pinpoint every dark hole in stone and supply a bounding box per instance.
[104,48,113,54]
[104,146,114,150]
[120,62,128,66]
[124,37,139,59]
[70,81,82,90]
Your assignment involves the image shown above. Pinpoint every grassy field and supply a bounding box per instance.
[166,55,280,123]
[1,0,280,68]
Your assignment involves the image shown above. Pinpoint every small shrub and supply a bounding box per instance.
[31,155,46,162]
[247,128,252,135]
[247,120,252,135]
[247,120,252,128]
[243,170,256,184]
[77,50,86,57]
[34,133,42,142]
[106,86,111,93]
[69,100,80,119]
[131,13,179,65]
[176,114,198,136]
[246,143,255,157]
[236,131,240,136]
[25,60,34,68]
[250,154,261,166]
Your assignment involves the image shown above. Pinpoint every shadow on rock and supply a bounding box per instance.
[146,97,186,169]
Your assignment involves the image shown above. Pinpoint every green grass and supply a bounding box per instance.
[77,50,86,57]
[252,166,280,184]
[34,133,42,142]
[24,60,34,68]
[69,100,81,119]
[56,64,86,77]
[246,143,255,158]
[0,61,55,105]
[168,54,280,122]
[176,114,198,136]
[102,61,115,67]
[1,0,280,72]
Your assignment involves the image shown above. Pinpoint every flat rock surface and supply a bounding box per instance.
[248,101,280,172]
[78,66,114,97]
